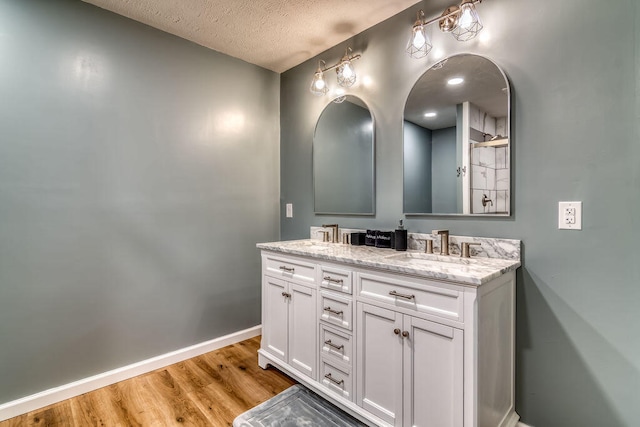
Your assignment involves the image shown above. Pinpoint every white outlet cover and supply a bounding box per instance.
[558,201,582,230]
[286,203,293,218]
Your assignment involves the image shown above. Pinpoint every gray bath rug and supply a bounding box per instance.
[233,384,367,427]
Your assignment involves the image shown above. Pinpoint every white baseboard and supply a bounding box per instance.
[518,422,533,427]
[0,325,262,422]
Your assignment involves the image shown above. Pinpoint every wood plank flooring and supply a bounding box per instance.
[0,336,295,426]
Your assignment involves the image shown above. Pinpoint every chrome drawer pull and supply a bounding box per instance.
[323,276,344,285]
[323,307,343,316]
[324,373,344,386]
[324,339,344,351]
[279,266,295,273]
[389,290,415,300]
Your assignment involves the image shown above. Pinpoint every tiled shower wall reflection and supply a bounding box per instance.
[471,145,509,213]
[470,110,509,214]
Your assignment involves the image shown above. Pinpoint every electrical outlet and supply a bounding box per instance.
[286,203,293,218]
[558,201,582,230]
[563,207,576,224]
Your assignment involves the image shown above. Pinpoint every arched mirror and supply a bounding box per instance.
[403,54,510,215]
[314,95,375,215]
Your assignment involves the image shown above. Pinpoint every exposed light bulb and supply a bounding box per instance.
[451,2,483,41]
[337,59,356,87]
[406,11,432,59]
[341,62,354,79]
[459,6,474,29]
[310,67,329,96]
[412,27,426,49]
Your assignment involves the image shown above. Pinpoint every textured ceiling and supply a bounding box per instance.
[82,0,422,73]
[404,55,509,130]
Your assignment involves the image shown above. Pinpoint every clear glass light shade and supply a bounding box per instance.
[336,60,356,87]
[310,71,329,96]
[406,24,432,58]
[452,2,483,41]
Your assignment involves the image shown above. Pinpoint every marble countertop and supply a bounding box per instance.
[257,239,521,286]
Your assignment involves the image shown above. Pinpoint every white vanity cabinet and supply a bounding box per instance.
[261,254,317,380]
[257,240,520,427]
[356,274,464,427]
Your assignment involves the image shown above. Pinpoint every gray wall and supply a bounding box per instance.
[0,0,279,404]
[280,0,640,425]
[403,121,432,213]
[431,127,457,213]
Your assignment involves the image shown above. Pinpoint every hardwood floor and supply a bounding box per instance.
[0,336,295,426]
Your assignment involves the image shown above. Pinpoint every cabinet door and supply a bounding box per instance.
[356,303,403,426]
[289,283,317,379]
[262,276,288,362]
[403,316,463,427]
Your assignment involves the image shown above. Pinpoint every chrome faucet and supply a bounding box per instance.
[322,224,339,243]
[432,229,450,255]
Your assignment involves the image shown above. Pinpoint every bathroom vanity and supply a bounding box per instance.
[257,235,521,427]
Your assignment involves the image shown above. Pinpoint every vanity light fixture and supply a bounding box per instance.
[310,60,330,97]
[452,0,484,41]
[424,112,437,117]
[309,48,361,98]
[406,10,432,58]
[407,0,483,59]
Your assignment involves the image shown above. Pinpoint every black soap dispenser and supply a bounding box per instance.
[395,220,408,251]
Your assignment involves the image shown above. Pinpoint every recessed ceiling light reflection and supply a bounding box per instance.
[424,112,437,118]
[447,77,464,85]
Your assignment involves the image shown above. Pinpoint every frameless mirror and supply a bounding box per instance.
[314,95,375,215]
[403,54,510,215]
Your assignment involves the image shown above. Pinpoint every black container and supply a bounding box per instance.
[350,232,366,245]
[375,231,394,249]
[394,220,408,251]
[365,230,378,246]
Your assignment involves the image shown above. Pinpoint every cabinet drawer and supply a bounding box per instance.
[357,273,463,322]
[319,265,352,294]
[264,254,316,285]
[320,324,352,366]
[320,359,353,402]
[320,291,353,330]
